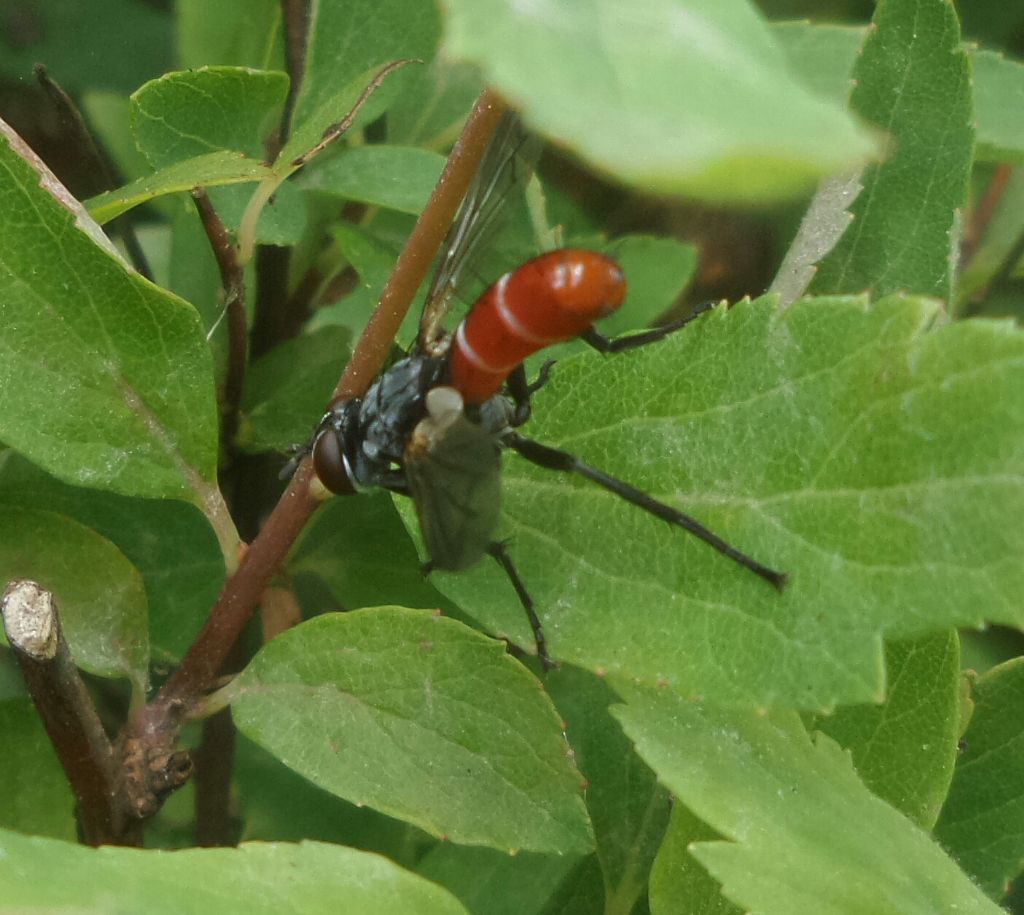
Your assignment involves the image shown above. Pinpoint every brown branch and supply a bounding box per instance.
[250,0,310,357]
[252,57,414,356]
[192,189,247,445]
[34,64,112,197]
[331,89,509,403]
[193,707,237,846]
[192,632,247,846]
[279,0,311,151]
[2,580,135,846]
[961,163,1013,269]
[124,88,511,793]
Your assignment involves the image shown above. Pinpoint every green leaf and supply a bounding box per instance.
[600,236,698,335]
[0,453,223,664]
[80,91,155,187]
[127,67,304,246]
[301,145,446,214]
[973,50,1024,163]
[959,627,1023,676]
[649,807,741,915]
[209,179,309,246]
[277,65,411,173]
[0,1,172,94]
[774,22,1024,167]
[334,221,400,294]
[289,0,440,143]
[934,657,1024,899]
[770,21,864,105]
[547,667,670,914]
[424,295,1024,708]
[289,493,456,616]
[0,506,148,687]
[0,827,469,915]
[0,649,26,702]
[386,59,483,146]
[536,855,606,915]
[958,168,1024,305]
[441,0,876,202]
[808,0,973,302]
[166,201,226,367]
[85,151,273,223]
[176,0,283,71]
[812,632,961,829]
[315,222,420,348]
[131,67,289,169]
[0,701,76,841]
[228,609,593,854]
[769,171,862,308]
[240,326,349,453]
[417,845,582,915]
[236,734,429,860]
[0,121,222,507]
[614,689,1004,915]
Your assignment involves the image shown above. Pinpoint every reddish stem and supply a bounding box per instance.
[331,90,509,402]
[192,188,247,445]
[961,163,1013,268]
[127,89,510,746]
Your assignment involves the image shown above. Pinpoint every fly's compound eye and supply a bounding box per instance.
[312,427,356,495]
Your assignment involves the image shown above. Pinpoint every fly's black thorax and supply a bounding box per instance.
[363,355,447,461]
[319,349,515,496]
[326,354,444,490]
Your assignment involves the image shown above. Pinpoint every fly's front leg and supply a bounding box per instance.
[279,410,336,480]
[505,360,556,427]
[381,477,411,497]
[580,300,716,354]
[504,432,788,591]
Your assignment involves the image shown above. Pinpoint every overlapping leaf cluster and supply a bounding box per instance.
[1,0,1023,912]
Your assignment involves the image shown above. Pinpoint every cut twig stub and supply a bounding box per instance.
[2,579,59,660]
[2,578,134,844]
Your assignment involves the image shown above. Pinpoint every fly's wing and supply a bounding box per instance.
[404,408,502,572]
[419,111,543,352]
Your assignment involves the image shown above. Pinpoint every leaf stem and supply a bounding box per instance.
[235,176,282,268]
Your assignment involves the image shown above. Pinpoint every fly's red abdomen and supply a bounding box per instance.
[448,249,626,403]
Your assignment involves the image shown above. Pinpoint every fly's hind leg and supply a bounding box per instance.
[580,300,716,354]
[421,542,554,672]
[486,542,554,671]
[504,431,788,591]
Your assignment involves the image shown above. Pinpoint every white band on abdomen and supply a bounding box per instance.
[493,273,561,346]
[455,321,507,372]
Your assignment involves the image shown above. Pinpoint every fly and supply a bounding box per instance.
[306,113,786,669]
